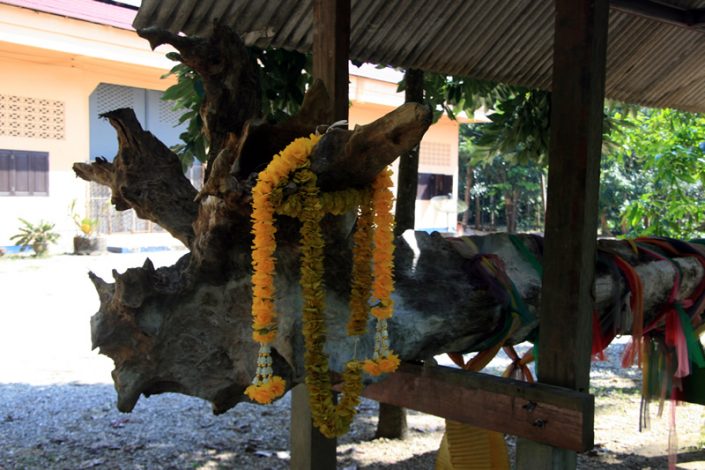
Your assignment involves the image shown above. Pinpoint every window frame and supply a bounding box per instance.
[0,149,49,196]
[416,172,453,201]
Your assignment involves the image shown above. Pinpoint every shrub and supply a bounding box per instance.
[10,218,60,256]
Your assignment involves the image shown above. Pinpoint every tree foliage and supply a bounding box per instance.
[161,55,206,168]
[162,48,311,167]
[472,89,551,165]
[460,125,545,232]
[456,86,551,232]
[466,98,705,238]
[397,73,506,123]
[161,50,705,240]
[602,108,705,238]
[251,47,312,121]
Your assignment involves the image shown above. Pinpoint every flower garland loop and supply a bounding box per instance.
[246,133,399,437]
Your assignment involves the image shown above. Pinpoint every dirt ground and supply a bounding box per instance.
[1,251,705,469]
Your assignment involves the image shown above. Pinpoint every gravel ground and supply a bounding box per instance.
[1,251,705,469]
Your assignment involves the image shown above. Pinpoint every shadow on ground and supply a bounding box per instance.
[0,383,444,469]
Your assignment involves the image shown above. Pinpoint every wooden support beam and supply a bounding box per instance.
[695,9,705,26]
[611,0,705,28]
[516,0,609,467]
[541,0,609,396]
[362,363,594,452]
[290,2,351,469]
[312,0,350,122]
[290,385,337,470]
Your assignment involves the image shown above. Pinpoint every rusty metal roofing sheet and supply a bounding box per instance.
[133,0,705,112]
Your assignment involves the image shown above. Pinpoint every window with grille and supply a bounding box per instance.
[0,95,65,140]
[420,141,452,167]
[0,149,49,196]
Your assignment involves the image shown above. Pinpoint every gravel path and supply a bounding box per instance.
[1,252,705,469]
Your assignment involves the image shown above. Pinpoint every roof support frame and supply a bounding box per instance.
[612,0,705,28]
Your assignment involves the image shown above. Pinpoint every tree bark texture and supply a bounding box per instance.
[73,109,198,247]
[475,192,482,229]
[462,164,472,228]
[73,26,705,416]
[137,24,261,179]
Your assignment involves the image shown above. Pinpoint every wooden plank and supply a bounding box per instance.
[362,363,594,452]
[516,0,609,467]
[312,0,350,122]
[290,384,337,470]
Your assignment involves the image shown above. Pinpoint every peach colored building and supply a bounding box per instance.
[349,67,461,232]
[0,0,460,254]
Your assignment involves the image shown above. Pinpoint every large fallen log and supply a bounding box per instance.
[83,225,704,414]
[73,26,705,415]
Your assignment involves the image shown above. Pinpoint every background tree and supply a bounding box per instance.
[602,107,705,238]
[459,89,550,232]
[458,146,545,232]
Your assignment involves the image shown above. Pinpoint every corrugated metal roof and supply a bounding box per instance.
[133,0,705,112]
[1,0,137,30]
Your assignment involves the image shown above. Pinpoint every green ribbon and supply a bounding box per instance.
[676,303,705,368]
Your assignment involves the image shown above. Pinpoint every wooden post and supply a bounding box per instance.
[290,1,350,469]
[290,384,337,470]
[516,0,608,468]
[312,0,350,123]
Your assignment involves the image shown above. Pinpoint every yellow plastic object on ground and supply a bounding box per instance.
[436,421,510,470]
[434,314,519,469]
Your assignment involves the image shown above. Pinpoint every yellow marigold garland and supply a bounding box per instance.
[247,133,400,437]
[297,168,366,437]
[277,187,369,218]
[363,167,400,376]
[348,191,374,335]
[246,134,321,404]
